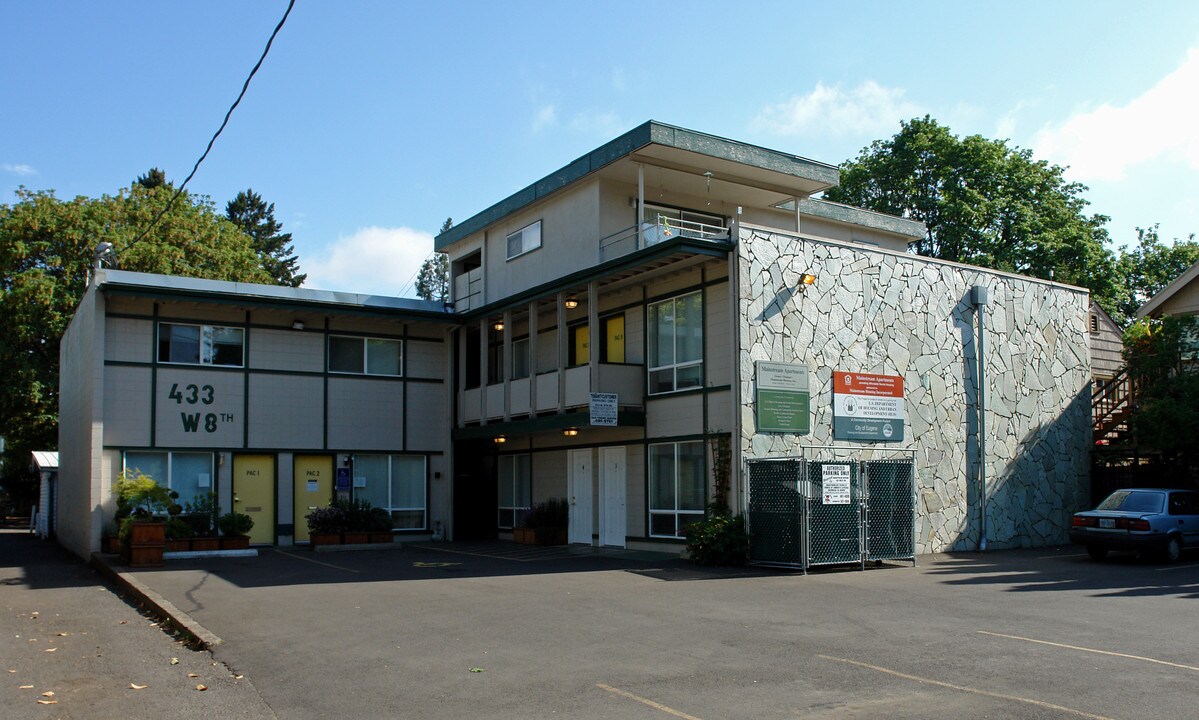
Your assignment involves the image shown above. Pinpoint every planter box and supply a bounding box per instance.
[129,521,166,546]
[220,535,251,550]
[342,532,369,545]
[128,544,164,567]
[103,537,121,554]
[368,532,394,544]
[190,537,220,551]
[165,538,191,552]
[514,527,567,546]
[310,533,341,548]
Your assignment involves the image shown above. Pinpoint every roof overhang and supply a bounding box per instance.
[1137,257,1199,319]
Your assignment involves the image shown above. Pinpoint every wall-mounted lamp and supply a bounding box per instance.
[493,435,507,445]
[563,296,579,310]
[292,320,305,331]
[562,427,579,437]
[799,273,817,287]
[492,321,505,332]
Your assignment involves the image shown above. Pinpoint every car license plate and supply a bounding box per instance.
[1099,518,1116,529]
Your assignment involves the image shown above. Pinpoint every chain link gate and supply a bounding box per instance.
[746,449,916,572]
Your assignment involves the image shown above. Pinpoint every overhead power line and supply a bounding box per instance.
[126,0,296,252]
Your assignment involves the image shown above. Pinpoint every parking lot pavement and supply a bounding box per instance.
[0,530,275,720]
[114,543,1198,719]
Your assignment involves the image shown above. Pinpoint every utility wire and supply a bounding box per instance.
[125,0,296,253]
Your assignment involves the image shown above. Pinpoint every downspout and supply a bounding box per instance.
[972,285,989,552]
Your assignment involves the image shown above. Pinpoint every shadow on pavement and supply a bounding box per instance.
[0,529,106,591]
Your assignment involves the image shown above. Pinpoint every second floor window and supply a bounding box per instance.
[158,323,244,367]
[648,291,702,393]
[506,220,542,260]
[329,335,402,376]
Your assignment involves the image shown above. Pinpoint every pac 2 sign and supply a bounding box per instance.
[833,371,904,442]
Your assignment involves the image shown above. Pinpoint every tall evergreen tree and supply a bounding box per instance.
[415,217,452,302]
[134,167,168,189]
[225,189,305,287]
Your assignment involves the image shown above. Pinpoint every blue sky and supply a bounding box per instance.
[4,1,1199,295]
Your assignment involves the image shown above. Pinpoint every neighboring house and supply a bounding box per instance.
[57,121,1093,560]
[1137,257,1199,320]
[1089,301,1124,382]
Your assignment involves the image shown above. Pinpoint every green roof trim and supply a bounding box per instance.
[798,198,927,239]
[435,121,840,251]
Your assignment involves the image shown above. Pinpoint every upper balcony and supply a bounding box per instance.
[599,215,731,263]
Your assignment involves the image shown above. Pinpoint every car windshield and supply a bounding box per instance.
[1096,490,1164,514]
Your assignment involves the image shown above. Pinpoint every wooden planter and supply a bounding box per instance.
[220,535,251,550]
[310,533,341,548]
[128,544,165,567]
[165,538,191,552]
[103,537,121,554]
[368,532,394,544]
[190,537,220,551]
[127,520,166,567]
[342,532,369,545]
[514,527,567,546]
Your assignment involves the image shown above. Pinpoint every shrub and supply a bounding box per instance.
[523,498,568,530]
[114,469,173,518]
[306,505,348,535]
[684,513,749,567]
[165,517,193,539]
[367,506,393,532]
[218,511,255,537]
[183,492,220,537]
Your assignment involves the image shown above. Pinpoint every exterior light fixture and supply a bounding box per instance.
[800,273,817,286]
[493,435,507,445]
[492,321,504,332]
[292,320,305,331]
[564,297,579,310]
[562,428,579,437]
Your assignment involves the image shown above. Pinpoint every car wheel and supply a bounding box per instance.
[1086,545,1108,560]
[1163,536,1183,564]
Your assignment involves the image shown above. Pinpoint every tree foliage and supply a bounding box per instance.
[1123,315,1199,472]
[225,188,305,287]
[825,116,1120,313]
[1110,225,1199,326]
[415,217,452,302]
[0,184,269,492]
[134,167,168,189]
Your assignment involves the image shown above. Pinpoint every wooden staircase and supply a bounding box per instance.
[1093,368,1133,444]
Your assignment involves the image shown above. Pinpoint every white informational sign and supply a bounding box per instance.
[822,464,851,504]
[197,473,211,488]
[589,392,618,426]
[353,476,367,488]
[306,480,319,493]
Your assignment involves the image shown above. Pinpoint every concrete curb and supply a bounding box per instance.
[89,553,223,650]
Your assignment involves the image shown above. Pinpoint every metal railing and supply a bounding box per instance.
[599,218,730,261]
[1092,368,1133,443]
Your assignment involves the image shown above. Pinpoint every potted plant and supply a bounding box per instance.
[340,498,371,545]
[218,511,255,549]
[114,469,172,567]
[164,497,191,551]
[184,492,221,551]
[515,498,568,546]
[306,505,346,548]
[367,506,394,544]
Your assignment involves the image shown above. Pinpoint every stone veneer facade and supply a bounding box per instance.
[736,226,1092,553]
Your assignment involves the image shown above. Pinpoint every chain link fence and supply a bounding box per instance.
[746,448,916,572]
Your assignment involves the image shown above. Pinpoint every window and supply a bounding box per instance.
[123,451,214,508]
[497,454,532,529]
[487,327,504,385]
[506,220,542,260]
[512,337,531,379]
[158,323,244,367]
[353,455,427,529]
[648,442,705,538]
[329,335,402,376]
[648,291,703,393]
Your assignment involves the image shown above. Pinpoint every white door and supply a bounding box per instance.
[568,449,593,545]
[599,446,627,548]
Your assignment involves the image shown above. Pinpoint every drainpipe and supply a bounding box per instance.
[971,285,989,552]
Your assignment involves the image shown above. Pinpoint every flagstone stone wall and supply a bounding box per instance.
[736,226,1092,553]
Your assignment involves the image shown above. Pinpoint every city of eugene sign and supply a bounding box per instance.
[755,362,810,434]
[833,370,905,442]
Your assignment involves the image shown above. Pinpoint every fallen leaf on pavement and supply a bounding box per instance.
[187,673,199,678]
[130,683,148,690]
[45,648,56,653]
[469,667,485,673]
[56,632,68,637]
[195,684,208,691]
[233,674,244,680]
[41,691,55,697]
[19,684,33,689]
[118,621,127,625]
[170,658,179,665]
[37,699,58,705]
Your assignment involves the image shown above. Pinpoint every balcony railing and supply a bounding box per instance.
[599,218,730,262]
[462,362,645,424]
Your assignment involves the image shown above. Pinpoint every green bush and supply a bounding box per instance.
[523,498,568,529]
[114,469,174,518]
[218,511,254,537]
[684,513,749,567]
[183,492,220,536]
[306,505,348,535]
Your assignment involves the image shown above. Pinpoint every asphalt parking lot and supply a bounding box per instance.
[118,543,1198,720]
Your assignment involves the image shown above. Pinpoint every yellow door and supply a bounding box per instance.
[233,455,275,545]
[605,315,625,363]
[293,455,334,543]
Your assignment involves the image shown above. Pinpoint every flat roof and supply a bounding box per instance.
[435,120,841,251]
[96,269,449,318]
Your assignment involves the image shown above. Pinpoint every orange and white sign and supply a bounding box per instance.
[833,371,905,441]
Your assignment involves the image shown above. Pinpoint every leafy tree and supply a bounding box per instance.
[825,116,1120,313]
[134,167,168,189]
[1122,315,1199,477]
[1110,225,1199,326]
[0,184,269,496]
[415,217,452,302]
[225,189,305,287]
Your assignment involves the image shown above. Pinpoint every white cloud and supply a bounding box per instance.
[1033,48,1199,181]
[532,104,557,132]
[301,226,434,297]
[752,80,922,137]
[2,163,36,176]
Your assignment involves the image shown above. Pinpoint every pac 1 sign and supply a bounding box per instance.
[832,371,904,442]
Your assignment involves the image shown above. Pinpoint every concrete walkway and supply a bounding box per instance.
[0,529,275,719]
